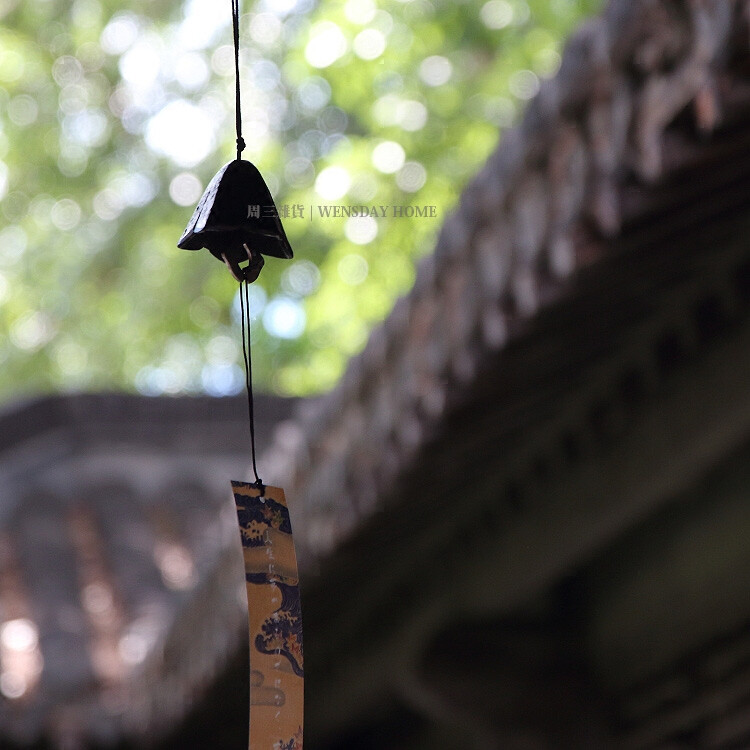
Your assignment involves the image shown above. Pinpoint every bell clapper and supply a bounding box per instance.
[221,246,265,283]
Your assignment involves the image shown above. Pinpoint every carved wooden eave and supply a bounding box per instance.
[240,1,750,746]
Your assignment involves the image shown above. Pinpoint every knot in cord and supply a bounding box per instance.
[232,0,244,161]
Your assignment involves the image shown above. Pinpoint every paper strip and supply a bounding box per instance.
[233,481,303,750]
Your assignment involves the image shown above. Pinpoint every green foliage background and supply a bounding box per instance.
[0,0,599,399]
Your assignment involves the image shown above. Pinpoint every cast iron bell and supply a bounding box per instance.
[178,159,293,282]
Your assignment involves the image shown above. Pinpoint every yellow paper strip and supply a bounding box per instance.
[233,481,303,750]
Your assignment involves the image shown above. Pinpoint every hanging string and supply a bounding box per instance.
[231,0,245,161]
[239,278,263,491]
[232,0,260,491]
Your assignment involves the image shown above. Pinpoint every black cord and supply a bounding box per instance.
[232,0,261,490]
[239,279,263,491]
[232,0,245,161]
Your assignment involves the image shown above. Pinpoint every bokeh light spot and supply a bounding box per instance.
[509,69,539,100]
[50,198,82,231]
[315,165,351,200]
[0,620,38,653]
[146,100,216,167]
[480,0,513,29]
[250,13,282,46]
[396,161,427,192]
[344,0,376,24]
[338,254,369,285]
[100,13,140,55]
[371,140,405,173]
[398,100,427,131]
[298,77,331,112]
[169,172,203,206]
[0,672,26,699]
[306,22,348,68]
[175,52,209,91]
[282,260,321,297]
[7,96,38,127]
[419,55,452,86]
[263,297,306,339]
[344,215,378,245]
[353,28,386,60]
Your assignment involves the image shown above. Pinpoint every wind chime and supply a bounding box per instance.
[177,1,303,747]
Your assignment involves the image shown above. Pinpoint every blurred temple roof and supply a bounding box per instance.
[0,394,295,749]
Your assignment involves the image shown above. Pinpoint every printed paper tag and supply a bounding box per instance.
[232,481,303,750]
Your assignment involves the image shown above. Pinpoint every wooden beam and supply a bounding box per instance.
[305,290,750,747]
